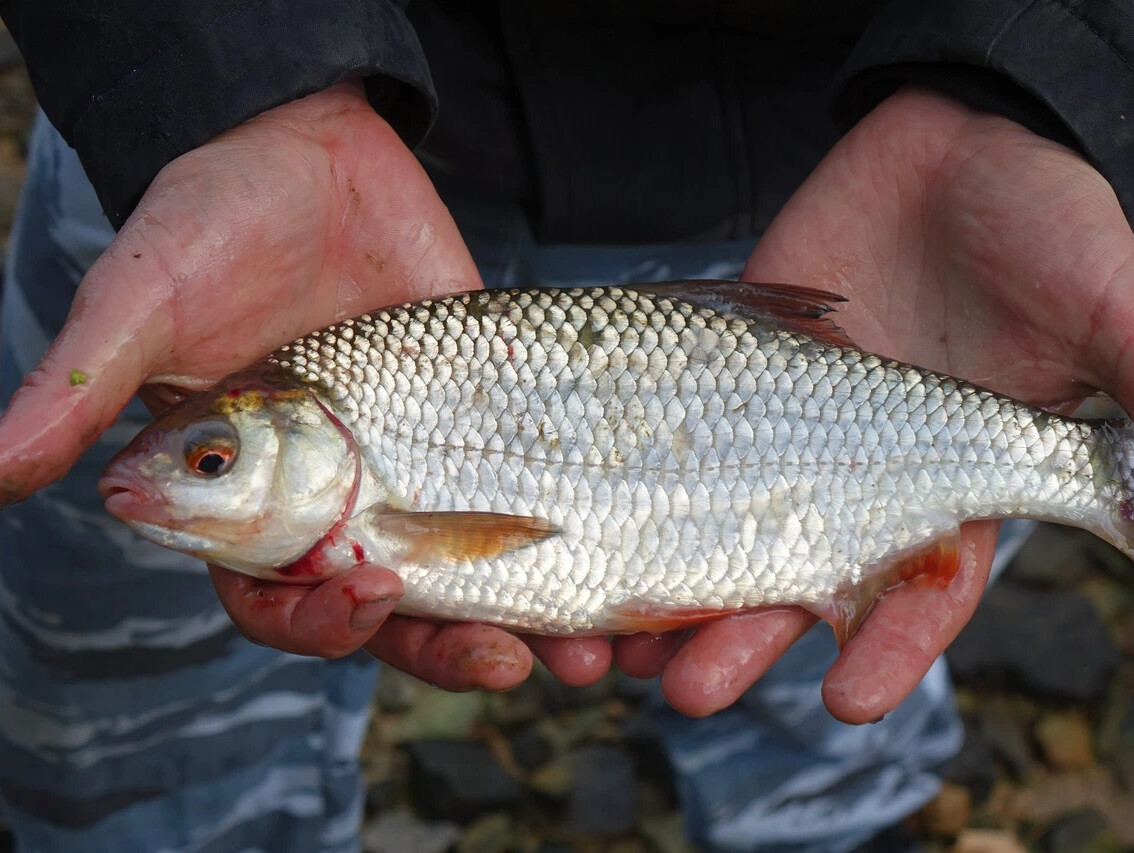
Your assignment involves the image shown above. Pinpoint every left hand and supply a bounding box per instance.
[615,85,1134,722]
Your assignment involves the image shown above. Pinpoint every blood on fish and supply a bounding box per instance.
[1121,499,1134,522]
[351,541,365,563]
[278,522,346,579]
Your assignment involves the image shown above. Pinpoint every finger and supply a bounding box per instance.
[821,521,998,724]
[521,635,612,687]
[612,630,693,679]
[366,618,533,692]
[660,607,818,717]
[0,240,175,506]
[209,562,402,658]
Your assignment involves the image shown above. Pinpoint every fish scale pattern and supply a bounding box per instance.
[270,287,1116,633]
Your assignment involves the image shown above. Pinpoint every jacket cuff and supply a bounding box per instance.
[834,0,1134,220]
[69,0,435,229]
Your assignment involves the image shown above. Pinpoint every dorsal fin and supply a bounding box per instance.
[635,280,855,347]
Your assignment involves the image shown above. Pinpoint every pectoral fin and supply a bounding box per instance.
[373,510,557,564]
[821,532,962,648]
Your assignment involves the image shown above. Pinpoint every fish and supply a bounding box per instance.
[97,282,1134,643]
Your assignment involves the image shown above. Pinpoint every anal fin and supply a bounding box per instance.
[823,533,962,648]
[604,600,742,634]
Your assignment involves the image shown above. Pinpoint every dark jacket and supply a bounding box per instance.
[2,0,1132,237]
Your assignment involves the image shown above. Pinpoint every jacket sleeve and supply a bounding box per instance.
[834,0,1134,220]
[0,1,436,228]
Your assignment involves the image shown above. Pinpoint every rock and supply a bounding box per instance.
[943,721,998,801]
[624,729,678,806]
[640,813,696,853]
[508,724,553,771]
[979,700,1037,778]
[365,777,399,815]
[393,689,491,742]
[1114,746,1134,791]
[1035,711,1095,771]
[850,824,926,853]
[565,744,638,835]
[535,844,574,853]
[361,808,460,853]
[1004,525,1089,588]
[607,841,647,853]
[529,756,575,799]
[457,812,514,853]
[402,740,522,823]
[946,583,1118,702]
[912,782,971,836]
[1039,811,1120,853]
[374,668,424,712]
[952,828,1028,853]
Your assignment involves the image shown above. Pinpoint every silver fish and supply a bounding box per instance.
[98,282,1134,642]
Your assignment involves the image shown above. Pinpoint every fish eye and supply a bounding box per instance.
[183,420,239,478]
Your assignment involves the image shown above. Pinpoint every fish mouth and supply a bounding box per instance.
[97,474,169,523]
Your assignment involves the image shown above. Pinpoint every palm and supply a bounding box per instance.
[59,82,476,416]
[748,88,1134,408]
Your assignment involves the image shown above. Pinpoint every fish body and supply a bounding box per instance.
[99,283,1134,640]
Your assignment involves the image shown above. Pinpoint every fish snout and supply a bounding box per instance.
[97,461,168,521]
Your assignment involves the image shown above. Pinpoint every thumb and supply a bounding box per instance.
[0,237,175,505]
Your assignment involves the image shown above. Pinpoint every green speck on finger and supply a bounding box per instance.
[69,369,87,386]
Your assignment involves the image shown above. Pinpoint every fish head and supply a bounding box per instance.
[99,370,359,578]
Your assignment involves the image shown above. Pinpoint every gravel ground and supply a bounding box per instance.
[0,42,1130,853]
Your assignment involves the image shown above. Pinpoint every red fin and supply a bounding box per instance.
[374,510,556,563]
[604,600,739,634]
[823,533,962,648]
[637,280,855,347]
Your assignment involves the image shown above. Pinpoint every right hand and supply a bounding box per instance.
[0,80,612,690]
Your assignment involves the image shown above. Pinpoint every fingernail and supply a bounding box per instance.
[350,596,397,631]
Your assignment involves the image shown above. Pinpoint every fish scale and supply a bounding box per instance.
[256,284,1121,636]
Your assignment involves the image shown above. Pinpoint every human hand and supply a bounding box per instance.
[615,86,1134,722]
[0,81,612,690]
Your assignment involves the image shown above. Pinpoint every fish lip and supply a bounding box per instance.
[97,474,169,522]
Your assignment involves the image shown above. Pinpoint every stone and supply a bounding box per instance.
[457,813,514,853]
[1035,711,1095,771]
[911,782,971,836]
[361,809,460,853]
[979,700,1036,778]
[849,824,926,853]
[365,777,399,815]
[528,756,574,799]
[623,729,678,806]
[393,689,490,742]
[402,740,522,824]
[946,583,1118,702]
[532,664,616,712]
[1039,810,1121,853]
[1003,524,1090,588]
[943,720,998,801]
[640,813,696,853]
[374,668,424,712]
[508,724,553,772]
[952,829,1028,853]
[565,744,638,835]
